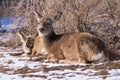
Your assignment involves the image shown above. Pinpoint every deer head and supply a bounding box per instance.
[33,11,62,37]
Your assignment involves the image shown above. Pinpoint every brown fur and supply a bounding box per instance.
[34,11,109,64]
[31,35,48,56]
[17,27,38,56]
[31,36,40,56]
[47,32,109,63]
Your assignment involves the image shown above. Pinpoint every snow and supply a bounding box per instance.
[2,24,17,32]
[105,76,120,80]
[0,33,14,43]
[108,69,120,76]
[0,33,120,80]
[0,48,120,80]
[0,19,120,80]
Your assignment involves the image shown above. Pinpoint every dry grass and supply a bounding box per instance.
[13,0,120,53]
[4,34,21,47]
[48,0,120,53]
[0,40,4,46]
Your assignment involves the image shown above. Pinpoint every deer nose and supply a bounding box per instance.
[39,28,44,32]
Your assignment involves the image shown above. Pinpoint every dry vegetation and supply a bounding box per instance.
[0,46,120,80]
[4,34,21,47]
[0,1,120,79]
[0,0,119,60]
[14,0,120,55]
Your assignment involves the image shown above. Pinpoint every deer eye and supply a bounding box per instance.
[43,23,50,28]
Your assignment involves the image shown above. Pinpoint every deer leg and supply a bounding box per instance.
[47,53,58,62]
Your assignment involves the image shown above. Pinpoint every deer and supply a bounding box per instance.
[17,27,38,57]
[33,11,109,64]
[17,27,47,58]
[31,35,48,56]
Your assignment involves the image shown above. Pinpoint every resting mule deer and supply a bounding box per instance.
[34,11,109,64]
[17,27,37,56]
[31,35,48,56]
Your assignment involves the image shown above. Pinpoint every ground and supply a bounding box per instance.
[0,47,120,80]
[0,17,120,80]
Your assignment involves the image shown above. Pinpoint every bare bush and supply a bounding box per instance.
[0,40,4,46]
[4,34,21,47]
[15,0,120,52]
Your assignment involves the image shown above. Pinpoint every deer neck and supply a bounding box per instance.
[40,31,62,51]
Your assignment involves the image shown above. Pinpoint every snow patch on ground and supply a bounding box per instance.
[0,47,120,80]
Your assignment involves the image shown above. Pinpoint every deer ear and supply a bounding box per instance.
[52,11,62,22]
[33,10,42,23]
